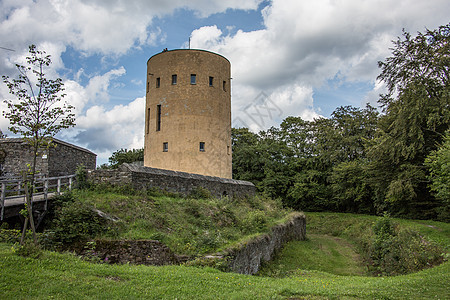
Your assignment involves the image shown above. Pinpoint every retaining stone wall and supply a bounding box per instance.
[88,163,256,198]
[87,240,182,266]
[223,212,306,274]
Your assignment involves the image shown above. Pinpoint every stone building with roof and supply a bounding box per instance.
[0,138,96,178]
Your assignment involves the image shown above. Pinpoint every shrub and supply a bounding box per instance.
[75,164,90,189]
[12,241,43,259]
[188,186,212,199]
[49,201,113,246]
[240,210,268,233]
[367,215,445,276]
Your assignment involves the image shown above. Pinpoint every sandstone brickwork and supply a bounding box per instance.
[144,49,232,178]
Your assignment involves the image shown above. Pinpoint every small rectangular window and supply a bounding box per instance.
[163,142,168,152]
[199,142,205,152]
[209,76,214,86]
[191,74,196,85]
[156,77,160,88]
[147,81,149,93]
[146,108,150,134]
[156,104,161,131]
[223,80,226,91]
[172,74,177,85]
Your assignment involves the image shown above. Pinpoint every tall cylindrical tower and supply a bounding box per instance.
[144,49,232,178]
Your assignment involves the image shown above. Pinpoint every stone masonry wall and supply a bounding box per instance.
[223,212,306,274]
[0,138,96,178]
[0,138,47,177]
[47,140,96,177]
[88,163,256,198]
[87,240,182,266]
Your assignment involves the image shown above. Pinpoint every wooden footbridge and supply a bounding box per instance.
[0,175,75,221]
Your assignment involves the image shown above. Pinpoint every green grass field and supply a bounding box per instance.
[1,190,449,299]
[0,242,448,299]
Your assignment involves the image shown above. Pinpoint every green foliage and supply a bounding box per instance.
[12,240,43,259]
[229,24,450,220]
[188,186,213,199]
[240,210,268,233]
[106,148,144,168]
[425,130,450,220]
[330,160,373,213]
[1,212,449,299]
[48,200,114,246]
[368,24,450,218]
[306,212,447,277]
[75,164,90,189]
[2,44,76,243]
[369,215,445,276]
[258,234,365,277]
[232,105,378,214]
[69,187,287,256]
[2,44,75,141]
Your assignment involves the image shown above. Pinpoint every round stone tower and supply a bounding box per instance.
[144,49,232,179]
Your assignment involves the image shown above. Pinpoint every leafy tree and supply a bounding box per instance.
[2,45,75,243]
[286,105,378,212]
[231,128,265,184]
[369,24,449,218]
[425,130,450,220]
[107,148,144,168]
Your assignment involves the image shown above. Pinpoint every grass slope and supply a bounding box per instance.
[0,243,448,299]
[56,188,289,256]
[1,210,449,299]
[258,234,365,277]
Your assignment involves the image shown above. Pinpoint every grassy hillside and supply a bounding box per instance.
[1,189,448,299]
[259,212,449,278]
[0,242,448,299]
[46,187,290,255]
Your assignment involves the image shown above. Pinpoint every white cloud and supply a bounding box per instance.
[190,0,450,129]
[0,0,263,57]
[2,0,449,163]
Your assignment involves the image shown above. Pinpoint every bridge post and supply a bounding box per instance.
[57,178,61,195]
[44,179,49,211]
[1,182,5,221]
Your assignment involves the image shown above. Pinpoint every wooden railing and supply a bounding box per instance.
[0,174,76,220]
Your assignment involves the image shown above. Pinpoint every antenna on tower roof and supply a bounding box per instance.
[0,46,15,52]
[188,37,191,49]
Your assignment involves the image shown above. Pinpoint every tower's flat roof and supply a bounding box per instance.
[147,49,230,64]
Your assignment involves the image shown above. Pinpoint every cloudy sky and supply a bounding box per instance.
[1,0,449,165]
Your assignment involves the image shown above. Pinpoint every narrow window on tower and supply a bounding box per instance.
[147,81,149,93]
[172,74,177,85]
[209,76,214,87]
[163,142,168,152]
[156,104,161,131]
[191,74,196,85]
[223,80,226,91]
[199,142,205,152]
[156,77,160,88]
[146,108,150,134]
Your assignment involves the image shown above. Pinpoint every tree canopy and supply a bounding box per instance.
[232,23,449,220]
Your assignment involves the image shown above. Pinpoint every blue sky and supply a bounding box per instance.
[1,0,449,165]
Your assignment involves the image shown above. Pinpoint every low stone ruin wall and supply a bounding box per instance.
[222,212,306,274]
[78,212,306,273]
[84,239,184,266]
[88,163,256,199]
